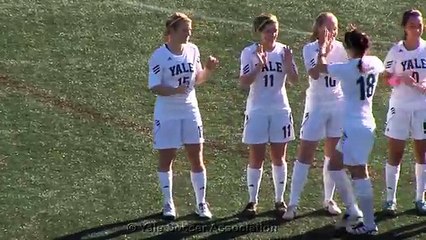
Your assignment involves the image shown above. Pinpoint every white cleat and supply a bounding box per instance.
[323,200,342,215]
[282,205,297,221]
[346,222,378,235]
[196,202,212,219]
[162,202,176,220]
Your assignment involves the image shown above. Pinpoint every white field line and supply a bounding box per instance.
[123,1,393,46]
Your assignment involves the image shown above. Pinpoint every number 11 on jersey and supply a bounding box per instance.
[264,74,274,87]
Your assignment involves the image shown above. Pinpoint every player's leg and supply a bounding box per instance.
[323,137,341,215]
[242,113,268,217]
[183,116,212,219]
[383,106,409,215]
[283,109,323,220]
[269,111,294,217]
[344,127,378,235]
[329,132,362,229]
[412,109,426,215]
[154,119,181,220]
[323,108,344,215]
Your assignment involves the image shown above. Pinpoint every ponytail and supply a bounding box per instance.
[357,59,363,72]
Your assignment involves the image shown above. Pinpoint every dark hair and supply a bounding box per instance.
[253,13,278,33]
[344,28,370,72]
[401,9,423,40]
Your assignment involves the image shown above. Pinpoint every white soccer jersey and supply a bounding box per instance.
[327,56,385,127]
[303,40,347,104]
[148,43,202,120]
[384,39,426,110]
[240,42,297,115]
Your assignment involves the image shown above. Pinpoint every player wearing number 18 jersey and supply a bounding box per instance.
[148,12,219,220]
[239,13,298,218]
[317,27,384,235]
[382,9,426,216]
[285,12,348,220]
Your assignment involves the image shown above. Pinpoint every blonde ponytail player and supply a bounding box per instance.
[148,12,219,220]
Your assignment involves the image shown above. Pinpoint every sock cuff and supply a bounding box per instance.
[190,170,206,177]
[324,156,330,161]
[353,178,373,196]
[295,160,311,169]
[386,162,401,170]
[247,166,263,172]
[158,170,172,175]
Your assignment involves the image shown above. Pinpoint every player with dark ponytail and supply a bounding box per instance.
[316,26,385,235]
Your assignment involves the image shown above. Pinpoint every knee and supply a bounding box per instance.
[349,165,368,179]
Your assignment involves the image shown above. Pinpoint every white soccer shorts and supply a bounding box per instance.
[385,106,426,140]
[299,104,343,141]
[336,126,375,166]
[242,111,295,144]
[153,116,204,149]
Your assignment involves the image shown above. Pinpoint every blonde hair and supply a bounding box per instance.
[164,12,192,38]
[310,12,337,41]
[253,13,278,33]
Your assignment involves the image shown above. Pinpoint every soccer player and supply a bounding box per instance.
[147,12,219,220]
[284,12,347,220]
[316,26,384,235]
[382,9,426,216]
[239,13,298,218]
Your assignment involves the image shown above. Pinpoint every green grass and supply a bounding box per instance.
[1,0,426,239]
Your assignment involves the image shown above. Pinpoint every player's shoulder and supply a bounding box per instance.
[302,40,318,51]
[363,55,383,65]
[363,56,385,72]
[150,44,168,61]
[333,40,345,49]
[387,40,405,54]
[241,42,257,54]
[184,42,199,52]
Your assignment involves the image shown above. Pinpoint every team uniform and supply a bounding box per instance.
[329,57,384,165]
[383,39,426,140]
[148,43,204,149]
[301,40,348,141]
[327,56,384,235]
[240,43,297,144]
[383,39,426,216]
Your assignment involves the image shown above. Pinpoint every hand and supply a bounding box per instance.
[255,44,267,68]
[399,72,416,87]
[205,55,219,71]
[319,28,333,56]
[282,47,295,69]
[175,85,187,94]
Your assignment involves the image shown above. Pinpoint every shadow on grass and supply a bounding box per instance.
[54,208,426,240]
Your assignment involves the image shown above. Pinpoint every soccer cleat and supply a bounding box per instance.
[274,201,287,217]
[196,202,213,219]
[346,222,378,235]
[382,201,397,216]
[282,205,297,220]
[415,200,426,216]
[335,212,363,230]
[162,202,177,220]
[242,202,257,218]
[323,200,342,215]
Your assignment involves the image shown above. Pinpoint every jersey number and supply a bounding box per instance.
[178,76,190,87]
[356,74,376,100]
[264,74,274,87]
[283,124,291,139]
[325,76,336,88]
[412,71,420,83]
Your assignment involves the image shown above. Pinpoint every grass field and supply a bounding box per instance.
[1,0,426,239]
